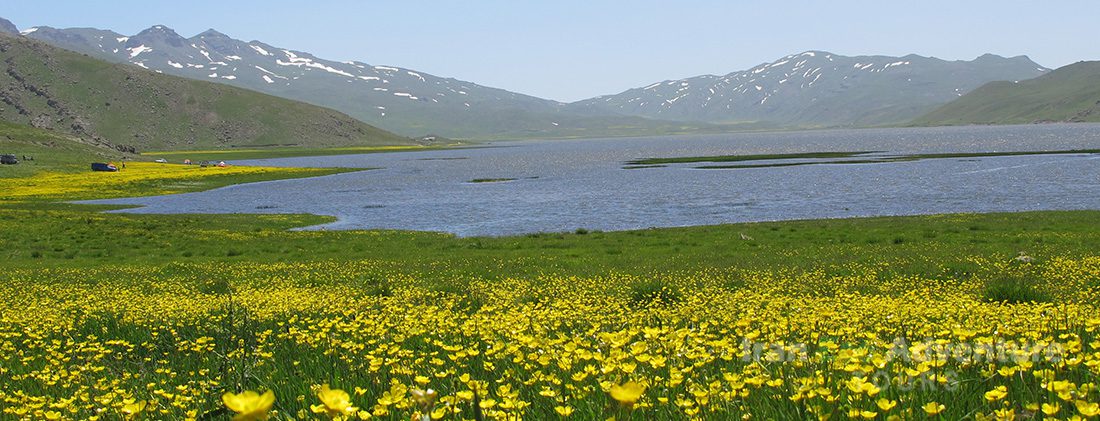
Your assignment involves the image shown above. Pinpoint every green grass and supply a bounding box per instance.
[913,60,1100,125]
[1,121,363,202]
[0,120,134,177]
[139,144,470,162]
[4,201,1097,285]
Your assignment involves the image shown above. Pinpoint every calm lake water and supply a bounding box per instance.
[87,124,1100,237]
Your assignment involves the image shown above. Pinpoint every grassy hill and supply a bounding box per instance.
[0,119,132,177]
[0,33,413,152]
[913,61,1100,125]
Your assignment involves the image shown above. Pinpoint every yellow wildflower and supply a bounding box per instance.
[222,390,275,421]
[554,405,575,416]
[120,400,147,419]
[311,384,357,418]
[1041,402,1060,416]
[985,385,1008,402]
[610,381,646,406]
[1077,400,1100,417]
[876,398,897,411]
[923,401,945,416]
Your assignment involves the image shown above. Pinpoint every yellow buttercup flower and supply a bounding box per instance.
[993,407,1016,420]
[985,385,1008,402]
[120,400,147,419]
[1041,402,1060,416]
[876,398,897,411]
[311,384,357,418]
[222,390,275,421]
[1077,400,1100,417]
[554,405,575,416]
[610,381,646,406]
[923,401,945,416]
[846,377,881,396]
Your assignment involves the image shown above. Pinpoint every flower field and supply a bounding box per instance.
[0,162,349,202]
[2,256,1098,420]
[4,157,1100,420]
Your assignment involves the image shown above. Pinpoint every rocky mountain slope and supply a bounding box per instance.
[0,32,412,152]
[0,17,17,35]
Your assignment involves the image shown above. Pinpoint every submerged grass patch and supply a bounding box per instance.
[630,148,1100,170]
[626,151,875,165]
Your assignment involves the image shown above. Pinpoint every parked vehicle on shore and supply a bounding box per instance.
[91,163,118,172]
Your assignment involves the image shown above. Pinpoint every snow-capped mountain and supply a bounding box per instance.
[21,23,652,138]
[569,51,1050,127]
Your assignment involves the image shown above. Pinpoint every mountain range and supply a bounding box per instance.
[572,51,1049,127]
[18,22,714,140]
[10,18,1052,139]
[0,30,410,152]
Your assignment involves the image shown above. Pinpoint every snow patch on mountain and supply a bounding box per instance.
[128,45,152,58]
[276,50,355,78]
[249,44,271,56]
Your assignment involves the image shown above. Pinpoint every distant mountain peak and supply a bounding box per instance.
[134,25,183,39]
[195,28,230,39]
[129,24,186,48]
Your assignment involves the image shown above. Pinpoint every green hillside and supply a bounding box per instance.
[0,119,133,178]
[0,33,413,152]
[913,61,1100,125]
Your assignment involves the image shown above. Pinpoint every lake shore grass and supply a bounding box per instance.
[140,144,470,162]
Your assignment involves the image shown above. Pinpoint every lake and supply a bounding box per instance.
[86,124,1100,237]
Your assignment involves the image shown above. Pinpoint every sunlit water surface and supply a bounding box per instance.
[86,124,1100,236]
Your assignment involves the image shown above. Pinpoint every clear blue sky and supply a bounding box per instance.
[3,0,1097,102]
